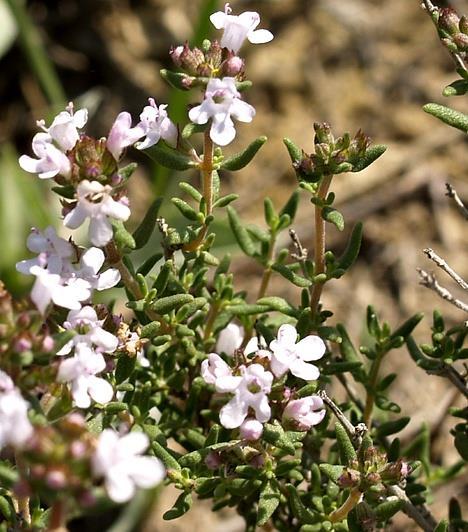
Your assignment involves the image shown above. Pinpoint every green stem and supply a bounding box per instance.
[363,347,385,427]
[183,129,214,252]
[204,300,221,342]
[6,0,66,107]
[310,174,333,321]
[329,487,361,523]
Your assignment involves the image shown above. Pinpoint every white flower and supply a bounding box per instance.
[92,429,165,503]
[216,323,259,357]
[57,306,119,356]
[0,370,33,449]
[107,112,145,161]
[283,396,326,431]
[188,77,255,146]
[43,106,88,152]
[16,226,73,276]
[19,132,71,179]
[72,247,121,291]
[210,3,273,53]
[201,353,241,391]
[63,180,131,247]
[136,99,178,150]
[57,344,113,408]
[269,324,325,380]
[29,267,92,315]
[219,364,273,429]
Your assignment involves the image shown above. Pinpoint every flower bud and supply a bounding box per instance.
[204,451,222,470]
[240,418,263,441]
[338,468,361,488]
[282,396,325,431]
[14,336,32,353]
[46,469,67,489]
[223,55,245,77]
[453,32,468,50]
[170,45,185,67]
[439,8,461,36]
[460,16,468,34]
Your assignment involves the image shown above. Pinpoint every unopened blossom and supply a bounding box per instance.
[283,395,325,431]
[0,370,33,449]
[201,353,241,391]
[136,99,178,150]
[240,418,263,441]
[40,105,88,152]
[57,344,113,408]
[92,429,165,503]
[269,324,325,380]
[210,3,273,53]
[107,112,145,161]
[219,364,273,429]
[57,306,119,356]
[188,77,255,146]
[19,132,71,179]
[63,180,131,247]
[216,323,259,357]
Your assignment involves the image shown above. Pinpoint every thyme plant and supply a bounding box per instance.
[0,2,466,531]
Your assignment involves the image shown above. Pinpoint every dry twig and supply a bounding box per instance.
[417,268,468,313]
[446,182,468,220]
[424,248,468,290]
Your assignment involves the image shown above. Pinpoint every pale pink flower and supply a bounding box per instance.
[63,180,131,246]
[0,370,33,449]
[201,353,241,391]
[240,418,263,441]
[210,3,273,53]
[92,429,165,503]
[41,105,88,151]
[188,77,255,146]
[269,324,325,380]
[19,132,71,179]
[107,112,145,161]
[57,344,113,408]
[136,99,177,150]
[283,396,326,431]
[216,323,259,357]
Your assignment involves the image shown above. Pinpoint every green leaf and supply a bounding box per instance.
[335,422,357,465]
[160,69,193,91]
[137,252,163,276]
[283,137,303,163]
[0,495,13,521]
[179,181,202,201]
[264,197,278,228]
[181,122,206,139]
[115,355,136,384]
[0,464,18,488]
[213,193,239,208]
[322,207,344,231]
[350,145,386,172]
[376,417,410,437]
[272,263,312,287]
[390,312,424,340]
[145,143,195,170]
[280,189,300,221]
[171,197,199,221]
[221,136,267,171]
[152,441,181,471]
[374,499,404,522]
[262,422,296,454]
[443,79,468,96]
[257,296,297,316]
[163,492,193,520]
[257,480,280,526]
[286,484,317,524]
[423,103,468,133]
[336,222,363,273]
[227,303,270,315]
[150,293,194,314]
[132,197,163,249]
[434,520,449,532]
[319,464,344,484]
[227,206,257,256]
[112,220,136,250]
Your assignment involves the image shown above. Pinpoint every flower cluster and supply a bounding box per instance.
[202,324,326,438]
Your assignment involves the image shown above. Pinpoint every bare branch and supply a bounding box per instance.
[446,183,468,220]
[427,363,468,399]
[421,0,436,14]
[424,248,468,290]
[289,228,308,261]
[388,485,438,532]
[418,268,468,313]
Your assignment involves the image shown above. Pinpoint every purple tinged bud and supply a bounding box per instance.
[223,55,245,76]
[70,440,88,459]
[78,490,97,508]
[46,470,67,489]
[338,468,360,488]
[240,418,263,441]
[249,454,265,469]
[170,45,184,67]
[439,8,461,36]
[14,337,32,353]
[453,33,468,50]
[204,451,222,470]
[42,335,55,353]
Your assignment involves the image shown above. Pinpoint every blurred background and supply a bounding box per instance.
[1,0,468,529]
